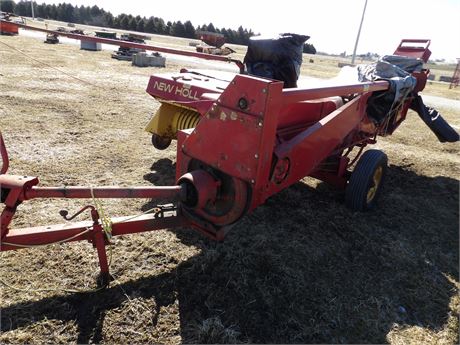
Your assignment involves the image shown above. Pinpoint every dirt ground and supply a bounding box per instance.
[0,30,459,345]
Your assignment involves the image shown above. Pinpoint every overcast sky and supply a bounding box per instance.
[39,0,460,61]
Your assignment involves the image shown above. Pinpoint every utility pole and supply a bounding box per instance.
[351,0,368,65]
[31,1,35,20]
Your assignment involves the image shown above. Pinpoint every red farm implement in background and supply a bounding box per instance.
[194,31,235,56]
[0,20,18,35]
[0,30,458,285]
[0,12,21,35]
[198,31,226,49]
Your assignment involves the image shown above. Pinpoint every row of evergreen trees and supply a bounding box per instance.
[1,0,316,52]
[2,0,255,45]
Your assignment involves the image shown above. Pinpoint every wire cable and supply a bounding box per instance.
[0,39,103,88]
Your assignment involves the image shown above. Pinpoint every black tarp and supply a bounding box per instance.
[244,33,310,88]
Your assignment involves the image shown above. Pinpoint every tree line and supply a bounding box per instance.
[1,0,316,52]
[1,1,254,45]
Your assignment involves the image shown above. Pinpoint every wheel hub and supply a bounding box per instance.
[366,165,383,203]
[177,162,250,227]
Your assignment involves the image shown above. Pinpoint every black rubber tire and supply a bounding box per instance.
[151,134,172,150]
[345,149,388,211]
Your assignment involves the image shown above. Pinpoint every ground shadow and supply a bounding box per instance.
[1,164,458,343]
[141,158,177,209]
[143,158,176,187]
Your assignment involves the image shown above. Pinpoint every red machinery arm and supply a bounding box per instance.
[1,126,228,282]
[0,172,189,284]
[1,210,188,252]
[0,204,187,285]
[0,131,189,283]
[25,185,184,199]
[281,81,389,104]
[0,173,186,237]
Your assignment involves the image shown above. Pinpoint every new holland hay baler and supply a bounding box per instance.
[0,35,458,285]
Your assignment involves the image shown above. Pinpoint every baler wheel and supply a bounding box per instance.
[151,134,172,150]
[345,149,387,211]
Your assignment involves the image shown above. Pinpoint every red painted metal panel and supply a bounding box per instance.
[183,104,263,182]
[0,21,19,34]
[249,80,284,209]
[394,39,431,62]
[277,98,342,132]
[269,96,367,196]
[146,73,229,106]
[182,75,283,185]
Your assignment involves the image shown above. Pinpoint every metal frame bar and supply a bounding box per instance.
[3,21,245,72]
[1,211,187,281]
[0,132,9,174]
[1,212,186,251]
[281,81,389,104]
[25,185,184,200]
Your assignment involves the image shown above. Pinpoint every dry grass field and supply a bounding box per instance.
[0,25,459,344]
